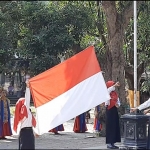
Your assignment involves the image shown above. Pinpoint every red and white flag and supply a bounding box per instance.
[29,46,110,134]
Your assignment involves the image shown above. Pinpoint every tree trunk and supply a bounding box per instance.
[125,62,145,90]
[97,1,143,137]
[99,1,132,136]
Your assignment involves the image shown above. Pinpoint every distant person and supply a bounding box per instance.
[93,105,102,136]
[8,84,14,95]
[73,113,87,133]
[0,90,12,139]
[49,124,64,134]
[16,84,22,98]
[85,110,91,124]
[0,86,3,95]
[21,82,26,97]
[105,81,121,149]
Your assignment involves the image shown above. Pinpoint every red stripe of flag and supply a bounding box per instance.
[29,46,101,107]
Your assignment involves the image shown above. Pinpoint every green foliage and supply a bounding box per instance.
[141,79,150,93]
[0,1,95,75]
[124,1,150,66]
[0,0,149,90]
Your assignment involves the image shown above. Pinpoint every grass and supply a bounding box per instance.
[10,106,36,116]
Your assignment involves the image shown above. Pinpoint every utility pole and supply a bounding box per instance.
[134,1,137,107]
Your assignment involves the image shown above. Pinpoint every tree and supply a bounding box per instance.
[124,1,150,92]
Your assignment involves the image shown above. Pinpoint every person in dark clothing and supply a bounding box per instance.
[105,81,121,149]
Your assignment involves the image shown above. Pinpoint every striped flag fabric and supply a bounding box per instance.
[29,46,110,134]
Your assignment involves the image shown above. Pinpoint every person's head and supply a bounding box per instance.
[0,86,3,92]
[106,81,115,88]
[1,90,7,98]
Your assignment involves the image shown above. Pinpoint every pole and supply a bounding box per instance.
[134,1,137,107]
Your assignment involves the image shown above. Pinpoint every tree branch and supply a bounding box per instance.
[122,1,144,30]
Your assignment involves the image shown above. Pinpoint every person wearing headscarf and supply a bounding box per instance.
[13,81,37,149]
[0,89,12,139]
[73,113,87,133]
[49,124,64,134]
[105,81,121,149]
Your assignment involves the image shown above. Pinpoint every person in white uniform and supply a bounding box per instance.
[13,81,37,149]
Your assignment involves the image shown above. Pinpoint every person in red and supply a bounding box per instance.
[105,81,121,149]
[73,113,87,133]
[0,90,12,139]
[49,124,64,134]
[13,80,37,149]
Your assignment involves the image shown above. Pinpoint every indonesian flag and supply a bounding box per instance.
[29,46,110,134]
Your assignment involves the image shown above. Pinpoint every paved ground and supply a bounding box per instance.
[0,108,122,149]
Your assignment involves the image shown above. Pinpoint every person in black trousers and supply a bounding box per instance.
[105,81,121,149]
[13,80,37,149]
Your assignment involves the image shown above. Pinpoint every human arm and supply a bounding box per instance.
[130,98,150,112]
[105,86,115,106]
[115,98,120,108]
[24,80,31,109]
[138,98,150,110]
[143,108,150,115]
[33,127,40,137]
[105,82,120,106]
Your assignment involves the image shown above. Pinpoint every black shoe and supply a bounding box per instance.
[0,137,7,140]
[113,145,119,149]
[111,144,119,149]
[54,132,59,135]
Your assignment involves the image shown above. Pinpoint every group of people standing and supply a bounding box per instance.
[49,80,122,150]
[2,79,150,150]
[49,109,101,135]
[0,80,121,150]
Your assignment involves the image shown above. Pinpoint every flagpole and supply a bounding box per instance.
[134,1,137,108]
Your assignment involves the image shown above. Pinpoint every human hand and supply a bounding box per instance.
[130,107,138,113]
[26,80,29,88]
[143,109,150,115]
[114,82,120,87]
[34,133,39,138]
[115,104,119,108]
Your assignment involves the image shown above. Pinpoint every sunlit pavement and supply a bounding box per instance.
[0,108,122,149]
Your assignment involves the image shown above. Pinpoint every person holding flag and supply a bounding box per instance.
[13,80,37,149]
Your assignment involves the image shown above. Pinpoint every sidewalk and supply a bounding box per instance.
[0,108,124,149]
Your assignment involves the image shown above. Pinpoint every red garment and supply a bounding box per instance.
[32,115,36,128]
[1,122,12,137]
[106,81,118,110]
[93,118,102,130]
[49,124,64,133]
[73,115,87,133]
[13,98,36,133]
